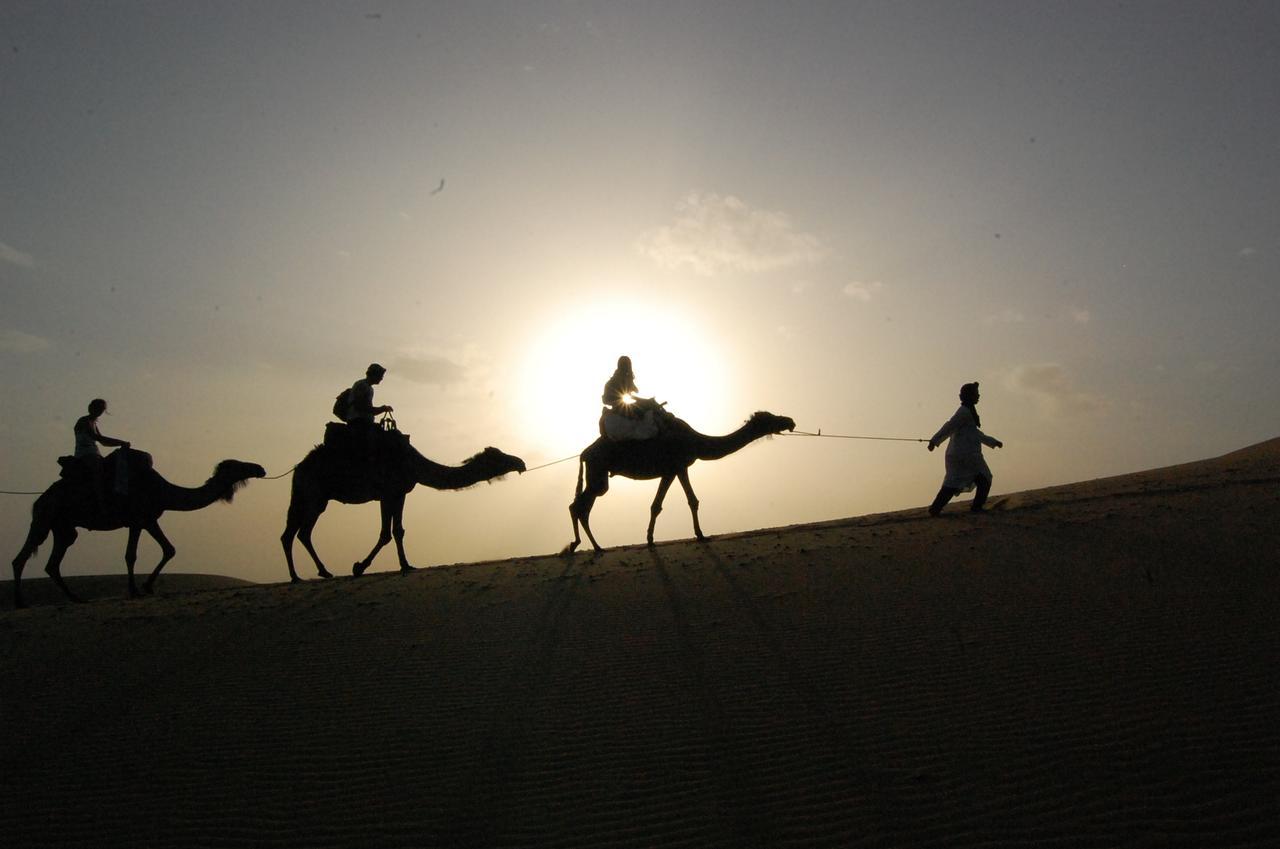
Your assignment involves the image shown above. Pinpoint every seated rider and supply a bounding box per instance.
[599,356,663,441]
[74,398,130,512]
[343,363,394,461]
[602,355,639,417]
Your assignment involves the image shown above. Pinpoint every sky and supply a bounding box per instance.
[3,1,1278,584]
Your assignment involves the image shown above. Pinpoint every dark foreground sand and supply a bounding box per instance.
[2,440,1278,847]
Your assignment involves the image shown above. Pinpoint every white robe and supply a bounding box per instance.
[930,405,999,491]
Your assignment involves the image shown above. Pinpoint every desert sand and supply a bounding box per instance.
[2,440,1278,847]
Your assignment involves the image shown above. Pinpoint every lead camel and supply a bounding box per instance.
[563,410,795,554]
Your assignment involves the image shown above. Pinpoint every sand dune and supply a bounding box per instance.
[2,440,1278,847]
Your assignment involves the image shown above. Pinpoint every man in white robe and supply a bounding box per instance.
[927,382,1003,515]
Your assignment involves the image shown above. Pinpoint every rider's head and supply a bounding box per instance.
[959,382,980,405]
[87,398,107,417]
[616,355,633,375]
[367,363,387,383]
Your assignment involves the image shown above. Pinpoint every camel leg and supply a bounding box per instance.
[11,541,36,611]
[677,469,706,541]
[296,513,333,580]
[44,527,84,604]
[389,498,414,573]
[647,475,675,546]
[124,525,143,598]
[353,497,397,577]
[562,499,582,555]
[563,461,609,555]
[141,521,177,594]
[283,499,332,582]
[10,551,26,610]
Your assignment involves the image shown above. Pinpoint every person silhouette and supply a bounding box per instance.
[343,363,394,429]
[601,355,639,416]
[74,398,131,512]
[598,355,665,440]
[926,382,1003,516]
[343,363,394,464]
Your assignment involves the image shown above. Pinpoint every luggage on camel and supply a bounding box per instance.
[599,397,673,441]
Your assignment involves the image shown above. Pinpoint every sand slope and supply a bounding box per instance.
[2,440,1278,847]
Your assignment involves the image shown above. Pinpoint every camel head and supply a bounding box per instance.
[211,459,268,502]
[465,446,527,480]
[745,411,796,437]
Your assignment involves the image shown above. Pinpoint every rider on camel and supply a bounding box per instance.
[74,398,131,512]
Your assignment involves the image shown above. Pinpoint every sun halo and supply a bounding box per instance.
[516,299,733,456]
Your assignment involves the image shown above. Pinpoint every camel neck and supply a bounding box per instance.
[694,424,767,462]
[157,478,226,512]
[409,452,489,490]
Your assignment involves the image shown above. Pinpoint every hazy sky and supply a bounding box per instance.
[4,1,1278,583]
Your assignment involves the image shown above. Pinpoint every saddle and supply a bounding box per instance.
[56,448,151,497]
[599,398,679,442]
[322,419,410,464]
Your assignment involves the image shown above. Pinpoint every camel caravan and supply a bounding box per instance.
[9,358,797,608]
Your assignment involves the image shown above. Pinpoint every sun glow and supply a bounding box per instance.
[516,297,733,456]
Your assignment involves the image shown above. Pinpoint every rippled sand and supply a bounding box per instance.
[3,439,1278,847]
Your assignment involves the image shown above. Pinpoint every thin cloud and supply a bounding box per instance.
[842,281,883,302]
[1006,363,1106,416]
[390,352,468,386]
[1,241,35,269]
[984,308,1026,325]
[1069,307,1092,324]
[636,192,824,277]
[389,340,494,391]
[0,329,52,354]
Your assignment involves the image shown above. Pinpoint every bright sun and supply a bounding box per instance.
[517,297,732,456]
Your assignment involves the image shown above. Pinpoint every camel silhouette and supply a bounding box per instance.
[280,426,525,581]
[562,410,795,554]
[9,449,266,609]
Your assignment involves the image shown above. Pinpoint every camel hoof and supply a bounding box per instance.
[558,542,579,557]
[317,569,333,580]
[696,535,709,544]
[399,565,417,575]
[353,562,368,577]
[290,576,302,584]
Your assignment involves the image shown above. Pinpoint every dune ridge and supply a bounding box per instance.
[2,440,1278,847]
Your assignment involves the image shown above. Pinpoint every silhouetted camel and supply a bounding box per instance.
[280,429,525,581]
[10,450,266,609]
[563,410,795,554]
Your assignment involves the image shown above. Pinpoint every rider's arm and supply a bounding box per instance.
[95,431,130,449]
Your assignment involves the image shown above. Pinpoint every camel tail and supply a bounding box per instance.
[13,492,53,566]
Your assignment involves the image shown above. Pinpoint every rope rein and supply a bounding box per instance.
[523,454,579,473]
[783,429,927,443]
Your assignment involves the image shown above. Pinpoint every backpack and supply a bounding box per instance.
[332,387,353,422]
